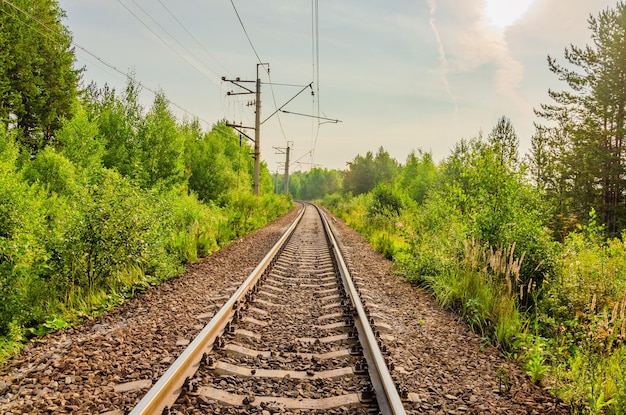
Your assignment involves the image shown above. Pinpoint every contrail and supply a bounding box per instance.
[428,0,458,119]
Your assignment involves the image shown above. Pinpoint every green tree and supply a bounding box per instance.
[185,123,239,202]
[22,147,78,197]
[344,151,375,195]
[0,0,80,152]
[368,183,404,218]
[535,2,626,236]
[0,125,46,334]
[287,171,302,198]
[488,115,519,167]
[435,134,554,302]
[56,102,104,173]
[298,168,341,200]
[136,92,185,188]
[343,147,399,195]
[94,81,144,179]
[373,146,400,184]
[400,150,436,203]
[528,124,578,240]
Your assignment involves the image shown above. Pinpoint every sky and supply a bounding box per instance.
[58,0,617,172]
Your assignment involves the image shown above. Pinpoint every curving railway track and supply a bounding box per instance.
[131,203,406,414]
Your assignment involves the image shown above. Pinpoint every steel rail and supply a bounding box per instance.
[130,204,306,415]
[316,205,407,415]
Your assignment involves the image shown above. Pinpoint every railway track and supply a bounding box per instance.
[131,204,406,414]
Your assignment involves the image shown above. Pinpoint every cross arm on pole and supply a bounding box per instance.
[261,82,313,124]
[225,123,255,143]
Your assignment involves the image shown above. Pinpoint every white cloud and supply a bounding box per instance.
[429,0,527,107]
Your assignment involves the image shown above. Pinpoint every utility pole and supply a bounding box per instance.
[224,65,319,196]
[253,65,262,196]
[273,141,292,196]
[284,143,290,195]
[223,63,268,196]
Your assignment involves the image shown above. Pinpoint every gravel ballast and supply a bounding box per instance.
[0,205,567,414]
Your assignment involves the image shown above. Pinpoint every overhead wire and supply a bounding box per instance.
[229,0,289,144]
[125,0,257,124]
[0,0,213,126]
[129,0,254,132]
[157,0,233,78]
[127,0,222,80]
[311,0,321,165]
[116,0,221,89]
[228,0,263,65]
[310,0,316,168]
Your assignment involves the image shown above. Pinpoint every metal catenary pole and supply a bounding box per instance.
[284,143,290,195]
[253,64,261,196]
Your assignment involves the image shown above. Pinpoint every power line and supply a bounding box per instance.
[121,0,252,127]
[229,0,263,64]
[312,0,321,163]
[228,0,289,143]
[1,0,213,126]
[157,0,233,78]
[128,0,222,80]
[116,0,221,89]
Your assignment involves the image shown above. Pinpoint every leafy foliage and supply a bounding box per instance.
[55,170,162,292]
[0,78,291,355]
[135,93,186,188]
[534,1,626,237]
[367,183,404,218]
[488,115,519,167]
[185,122,245,202]
[400,150,436,203]
[343,147,399,195]
[0,0,80,152]
[289,168,341,200]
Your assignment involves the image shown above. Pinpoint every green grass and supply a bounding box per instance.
[326,196,626,414]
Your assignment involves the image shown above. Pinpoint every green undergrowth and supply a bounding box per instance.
[0,93,292,364]
[0,194,291,363]
[323,156,626,414]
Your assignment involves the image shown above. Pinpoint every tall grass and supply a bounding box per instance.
[423,239,527,350]
[326,193,626,414]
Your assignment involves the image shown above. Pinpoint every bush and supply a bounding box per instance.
[52,169,170,294]
[367,183,404,218]
[163,188,225,263]
[0,129,47,334]
[22,148,79,197]
[0,85,296,361]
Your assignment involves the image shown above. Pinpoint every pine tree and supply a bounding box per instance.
[488,115,519,168]
[0,0,80,153]
[535,2,626,236]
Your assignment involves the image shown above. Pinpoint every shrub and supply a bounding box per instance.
[52,169,167,294]
[162,188,224,263]
[0,129,47,334]
[367,183,404,218]
[22,148,79,197]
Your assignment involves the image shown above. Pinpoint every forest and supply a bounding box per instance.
[2,0,626,413]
